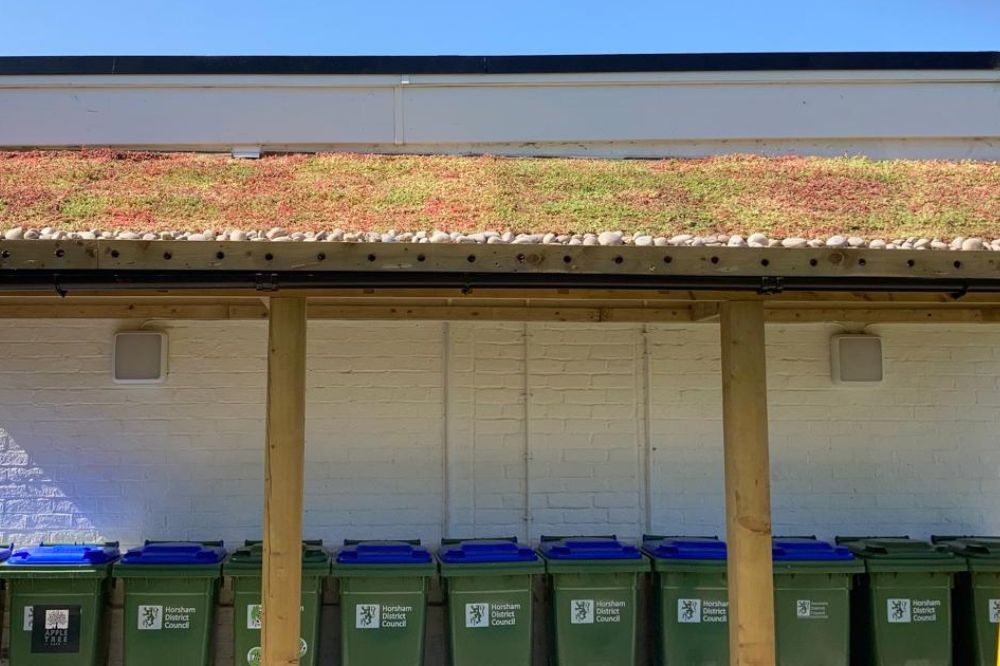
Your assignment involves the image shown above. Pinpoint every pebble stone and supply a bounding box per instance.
[598,231,624,246]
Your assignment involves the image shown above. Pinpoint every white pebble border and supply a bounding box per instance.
[2,227,999,251]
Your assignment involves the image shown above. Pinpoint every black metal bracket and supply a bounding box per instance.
[950,282,970,300]
[52,274,67,298]
[254,273,279,292]
[758,277,784,295]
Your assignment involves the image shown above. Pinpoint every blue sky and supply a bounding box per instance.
[2,0,997,55]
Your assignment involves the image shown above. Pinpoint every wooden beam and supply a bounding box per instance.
[86,241,1000,281]
[3,239,1000,285]
[765,306,1000,324]
[720,301,776,666]
[4,295,1000,323]
[6,285,1000,305]
[263,297,307,666]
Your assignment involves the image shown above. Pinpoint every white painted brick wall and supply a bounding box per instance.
[446,322,529,539]
[525,324,645,539]
[0,319,998,548]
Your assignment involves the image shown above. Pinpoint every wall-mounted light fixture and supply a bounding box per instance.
[113,331,168,384]
[831,334,883,384]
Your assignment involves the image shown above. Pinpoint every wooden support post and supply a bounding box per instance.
[263,297,307,666]
[720,301,776,666]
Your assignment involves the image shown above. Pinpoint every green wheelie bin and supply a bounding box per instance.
[771,538,863,666]
[0,544,14,631]
[0,544,15,657]
[540,536,650,666]
[333,540,436,666]
[0,542,120,666]
[642,536,861,666]
[438,538,544,666]
[839,537,965,666]
[642,536,729,666]
[114,541,227,666]
[224,540,330,666]
[933,536,1000,666]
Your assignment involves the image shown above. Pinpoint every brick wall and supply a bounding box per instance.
[0,319,998,547]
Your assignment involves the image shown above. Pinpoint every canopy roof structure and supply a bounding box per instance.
[1,151,999,322]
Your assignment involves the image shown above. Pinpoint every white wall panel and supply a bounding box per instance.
[1,71,996,157]
[0,86,395,146]
[402,80,1000,143]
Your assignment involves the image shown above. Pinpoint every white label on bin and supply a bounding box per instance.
[247,604,262,630]
[354,603,412,629]
[466,603,490,628]
[887,598,939,623]
[678,599,702,623]
[356,604,381,629]
[464,602,521,628]
[796,599,829,620]
[140,605,194,630]
[138,605,163,630]
[677,598,727,624]
[990,599,1000,624]
[570,599,594,624]
[23,606,33,631]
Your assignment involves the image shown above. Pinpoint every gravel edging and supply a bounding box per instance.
[3,227,999,251]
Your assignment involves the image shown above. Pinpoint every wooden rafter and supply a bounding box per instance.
[0,296,999,324]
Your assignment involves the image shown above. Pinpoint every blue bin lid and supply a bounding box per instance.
[336,541,432,565]
[643,537,854,562]
[7,543,120,566]
[439,539,539,564]
[645,537,727,560]
[773,538,855,562]
[540,537,642,561]
[121,542,226,565]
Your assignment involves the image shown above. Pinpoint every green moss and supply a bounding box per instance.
[375,185,432,209]
[59,192,108,220]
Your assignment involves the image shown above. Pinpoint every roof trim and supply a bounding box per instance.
[1,52,997,76]
[3,241,1000,297]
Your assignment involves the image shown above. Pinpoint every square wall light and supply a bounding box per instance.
[113,331,168,384]
[831,334,883,384]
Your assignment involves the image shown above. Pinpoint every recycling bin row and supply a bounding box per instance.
[0,535,997,666]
